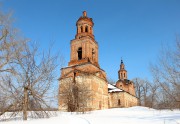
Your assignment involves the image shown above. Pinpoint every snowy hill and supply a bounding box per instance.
[1,106,180,124]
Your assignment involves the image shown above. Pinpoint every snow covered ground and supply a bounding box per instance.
[1,106,180,124]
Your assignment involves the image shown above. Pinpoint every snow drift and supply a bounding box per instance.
[1,106,180,124]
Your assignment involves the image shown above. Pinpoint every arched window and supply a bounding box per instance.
[85,26,88,32]
[77,47,82,60]
[124,73,126,78]
[121,73,123,78]
[81,26,83,33]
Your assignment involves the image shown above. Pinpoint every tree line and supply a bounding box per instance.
[133,38,180,109]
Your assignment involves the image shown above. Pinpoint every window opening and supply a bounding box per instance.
[81,26,83,33]
[78,47,82,60]
[118,99,121,105]
[85,26,88,32]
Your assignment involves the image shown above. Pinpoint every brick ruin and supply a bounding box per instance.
[58,11,138,111]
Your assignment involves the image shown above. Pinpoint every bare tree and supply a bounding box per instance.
[0,8,27,73]
[133,78,159,108]
[0,43,59,121]
[59,71,92,113]
[133,78,149,106]
[0,7,28,117]
[146,83,159,108]
[151,37,180,109]
[0,8,60,121]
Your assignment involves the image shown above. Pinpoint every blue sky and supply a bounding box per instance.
[1,0,180,82]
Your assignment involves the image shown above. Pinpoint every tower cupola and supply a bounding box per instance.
[75,11,94,39]
[118,59,127,80]
[120,59,125,69]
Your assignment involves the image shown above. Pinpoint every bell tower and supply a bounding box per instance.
[118,59,127,80]
[59,11,108,111]
[68,11,99,67]
[116,59,136,96]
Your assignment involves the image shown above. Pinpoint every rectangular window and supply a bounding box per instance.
[118,99,121,105]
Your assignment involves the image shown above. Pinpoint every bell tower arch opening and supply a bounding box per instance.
[85,26,88,32]
[81,26,83,33]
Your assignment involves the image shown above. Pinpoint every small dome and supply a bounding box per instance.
[76,11,94,26]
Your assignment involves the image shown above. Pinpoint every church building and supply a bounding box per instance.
[58,11,138,111]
